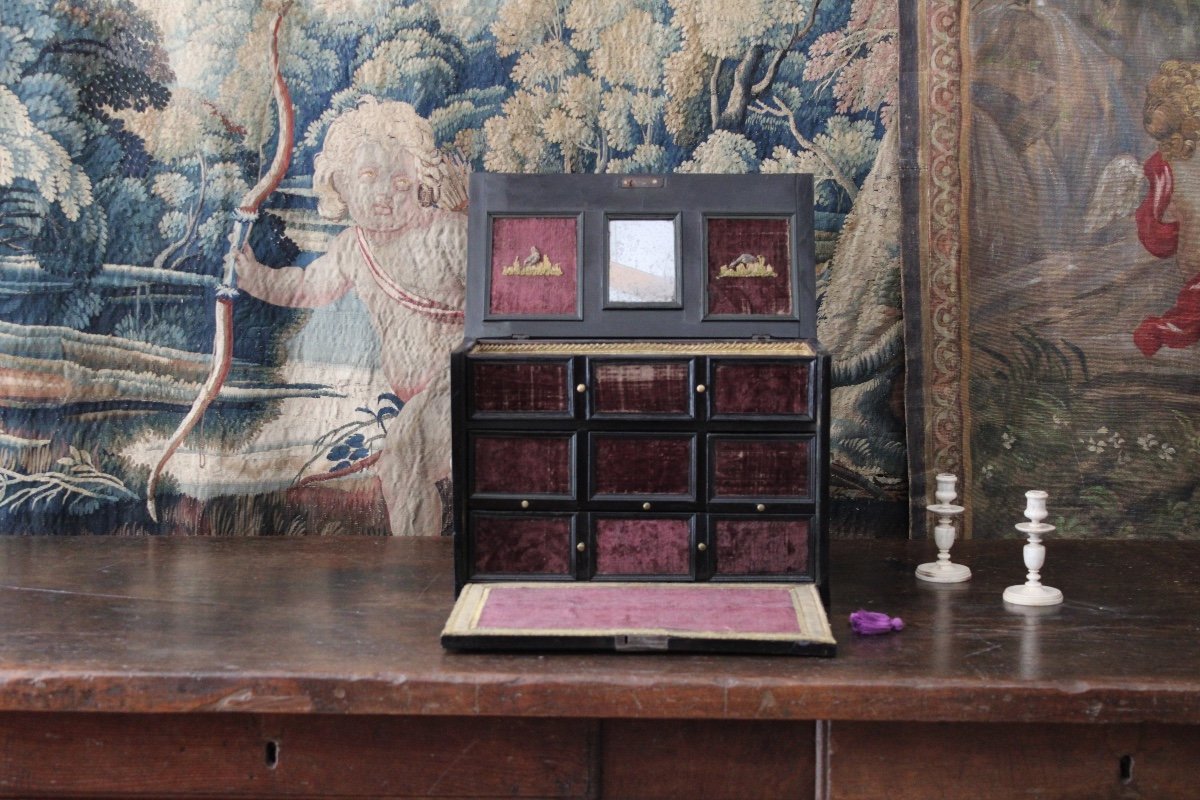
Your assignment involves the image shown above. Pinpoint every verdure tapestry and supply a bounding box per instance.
[911,0,1199,539]
[0,0,905,535]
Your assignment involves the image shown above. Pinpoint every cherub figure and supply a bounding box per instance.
[235,97,467,535]
[1131,60,1200,356]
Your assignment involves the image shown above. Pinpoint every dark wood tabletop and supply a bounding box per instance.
[1,536,1197,725]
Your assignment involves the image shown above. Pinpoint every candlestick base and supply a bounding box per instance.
[1003,583,1063,606]
[916,561,972,583]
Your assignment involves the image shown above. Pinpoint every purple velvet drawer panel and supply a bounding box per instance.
[593,516,693,576]
[591,360,691,415]
[706,217,793,317]
[711,360,810,417]
[712,517,809,576]
[591,434,695,498]
[472,513,574,575]
[710,436,811,499]
[471,360,571,414]
[471,434,574,497]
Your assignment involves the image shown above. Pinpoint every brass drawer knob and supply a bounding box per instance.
[520,500,530,509]
[695,384,706,393]
[642,502,652,511]
[756,503,766,512]
[697,542,707,552]
[576,542,586,552]
[576,383,587,393]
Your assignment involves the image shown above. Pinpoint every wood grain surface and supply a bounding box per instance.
[0,537,1197,725]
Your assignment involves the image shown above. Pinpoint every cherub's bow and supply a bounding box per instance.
[147,2,295,521]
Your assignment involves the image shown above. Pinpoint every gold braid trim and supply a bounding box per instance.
[470,340,816,357]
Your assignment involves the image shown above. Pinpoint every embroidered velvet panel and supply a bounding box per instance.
[592,361,690,415]
[489,216,579,316]
[712,361,809,416]
[706,217,793,316]
[472,360,570,414]
[711,438,810,498]
[592,435,694,497]
[713,518,809,575]
[472,435,573,496]
[593,517,692,576]
[472,515,572,574]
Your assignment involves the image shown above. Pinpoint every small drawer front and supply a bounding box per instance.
[710,435,812,501]
[712,516,810,577]
[592,515,694,577]
[471,513,575,576]
[591,433,695,500]
[589,359,693,417]
[470,358,573,416]
[709,359,812,419]
[471,433,574,498]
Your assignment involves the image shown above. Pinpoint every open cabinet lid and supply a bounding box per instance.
[442,581,836,656]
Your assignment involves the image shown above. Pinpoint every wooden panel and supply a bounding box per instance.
[0,713,594,798]
[600,719,814,800]
[830,722,1200,800]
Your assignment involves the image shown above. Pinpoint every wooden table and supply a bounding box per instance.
[1,537,1197,799]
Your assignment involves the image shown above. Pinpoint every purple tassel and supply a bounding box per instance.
[849,609,904,635]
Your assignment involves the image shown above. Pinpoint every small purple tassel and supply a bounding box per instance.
[849,609,904,635]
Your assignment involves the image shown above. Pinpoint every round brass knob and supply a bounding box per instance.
[695,384,706,393]
[642,502,652,511]
[756,503,766,512]
[576,542,586,552]
[697,542,708,552]
[520,500,530,509]
[576,383,587,393]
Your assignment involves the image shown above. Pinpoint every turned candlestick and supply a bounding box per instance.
[917,473,971,583]
[1003,490,1063,606]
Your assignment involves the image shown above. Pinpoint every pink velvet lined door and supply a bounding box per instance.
[590,360,693,416]
[592,516,693,577]
[591,434,695,499]
[712,517,809,576]
[710,436,811,500]
[471,434,575,498]
[709,360,811,419]
[471,359,573,416]
[471,513,575,575]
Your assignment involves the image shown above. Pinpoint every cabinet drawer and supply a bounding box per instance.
[471,433,575,499]
[590,433,696,501]
[591,515,695,578]
[470,512,577,576]
[708,358,813,420]
[588,359,694,417]
[469,358,574,417]
[709,435,813,502]
[711,515,810,577]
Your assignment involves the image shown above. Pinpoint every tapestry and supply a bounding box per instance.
[0,0,903,536]
[910,0,1199,538]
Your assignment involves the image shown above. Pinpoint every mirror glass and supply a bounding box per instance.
[607,219,677,304]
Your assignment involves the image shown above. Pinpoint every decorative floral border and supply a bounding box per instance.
[918,0,965,492]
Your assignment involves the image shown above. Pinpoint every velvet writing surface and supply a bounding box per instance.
[712,361,809,416]
[592,361,690,414]
[706,218,793,316]
[472,435,572,496]
[475,585,805,634]
[594,517,691,576]
[472,361,569,413]
[712,438,810,498]
[714,518,809,575]
[472,515,572,574]
[592,435,693,496]
[489,217,579,316]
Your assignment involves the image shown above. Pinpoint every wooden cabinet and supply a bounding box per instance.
[452,341,829,591]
